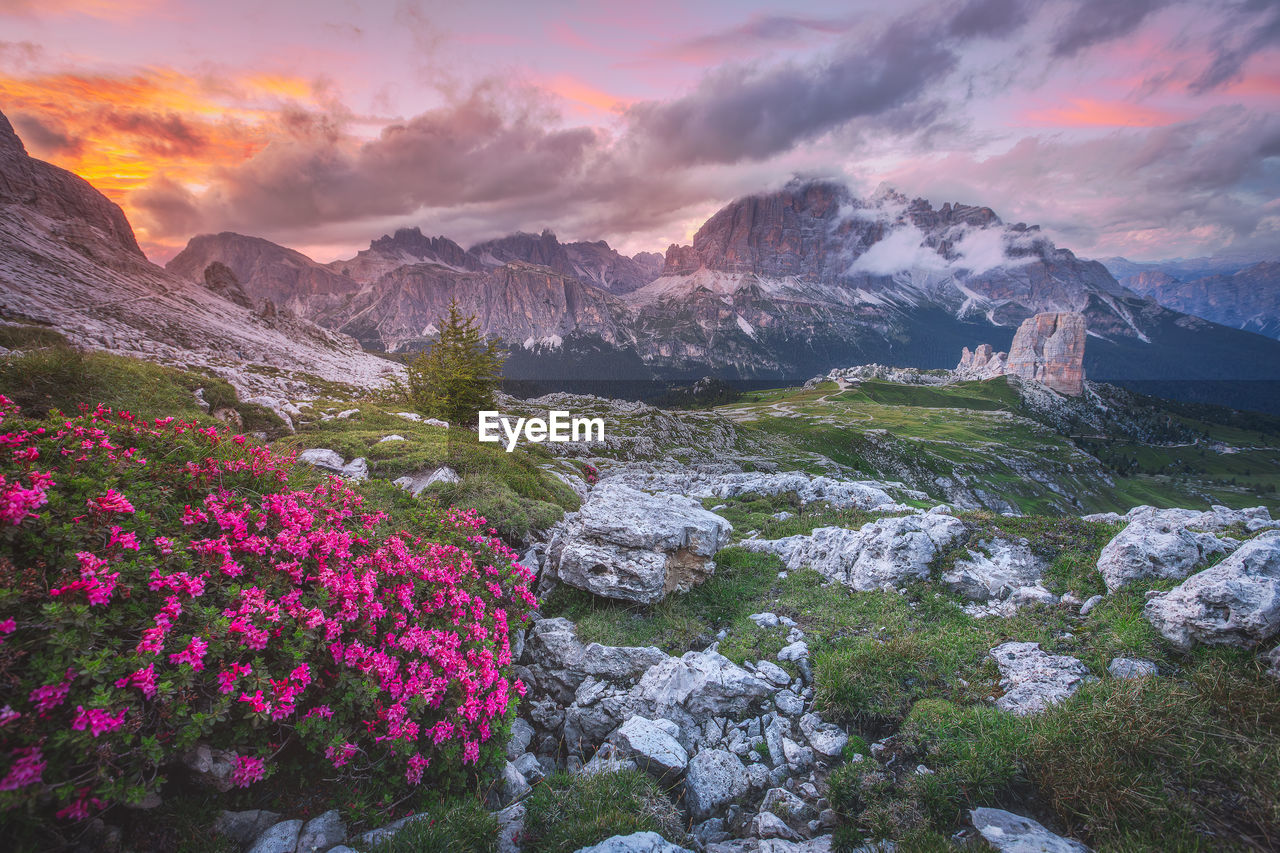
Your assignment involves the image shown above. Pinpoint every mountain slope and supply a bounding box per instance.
[1119,261,1280,341]
[0,110,398,397]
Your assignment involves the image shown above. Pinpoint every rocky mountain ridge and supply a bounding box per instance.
[1118,260,1280,341]
[0,110,399,398]
[166,180,1280,407]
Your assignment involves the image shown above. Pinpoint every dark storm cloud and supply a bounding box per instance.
[1051,0,1168,58]
[9,111,81,156]
[653,13,857,62]
[946,0,1030,38]
[133,86,603,239]
[1191,0,1280,92]
[623,18,962,168]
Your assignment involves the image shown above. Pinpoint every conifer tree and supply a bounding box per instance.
[407,300,505,425]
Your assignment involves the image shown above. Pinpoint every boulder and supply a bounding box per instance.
[633,650,773,734]
[797,714,848,758]
[548,483,732,603]
[990,642,1092,716]
[575,832,694,853]
[378,434,406,443]
[970,807,1090,852]
[212,810,281,845]
[507,717,535,761]
[942,539,1046,601]
[496,802,526,853]
[393,466,461,496]
[1107,657,1158,679]
[1144,531,1280,650]
[525,617,667,702]
[246,820,303,853]
[743,510,965,591]
[340,457,369,481]
[685,749,749,819]
[297,810,346,852]
[182,743,236,792]
[297,448,345,474]
[1097,506,1236,592]
[611,716,689,780]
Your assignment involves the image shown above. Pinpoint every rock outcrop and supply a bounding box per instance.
[970,808,1090,852]
[742,509,966,592]
[1144,531,1280,651]
[954,343,1008,380]
[990,642,1093,715]
[1005,312,1086,395]
[1096,506,1239,592]
[547,483,733,604]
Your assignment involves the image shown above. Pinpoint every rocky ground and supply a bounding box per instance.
[208,397,1280,852]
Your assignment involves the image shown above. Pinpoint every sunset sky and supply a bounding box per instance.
[1,0,1277,264]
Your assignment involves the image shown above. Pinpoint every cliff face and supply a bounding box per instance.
[955,344,1008,380]
[0,112,142,258]
[0,109,398,396]
[1005,312,1087,396]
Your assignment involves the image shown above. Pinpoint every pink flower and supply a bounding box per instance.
[89,488,134,515]
[230,754,266,788]
[108,525,140,551]
[114,663,157,699]
[71,705,127,737]
[29,669,75,713]
[55,790,101,821]
[0,747,44,790]
[167,636,209,671]
[0,705,20,727]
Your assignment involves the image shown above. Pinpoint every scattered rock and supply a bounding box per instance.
[1107,657,1158,679]
[496,802,526,853]
[798,714,847,758]
[1144,531,1280,650]
[244,395,295,433]
[777,641,809,662]
[246,819,303,853]
[990,642,1092,715]
[393,465,461,496]
[748,811,799,841]
[213,810,281,845]
[548,483,733,603]
[182,743,236,792]
[611,716,689,780]
[335,409,359,419]
[774,690,805,717]
[297,448,346,474]
[507,717,535,761]
[1079,595,1103,616]
[685,749,750,819]
[743,510,965,591]
[942,538,1046,601]
[378,434,406,442]
[340,457,368,481]
[970,807,1090,852]
[575,832,694,853]
[1097,506,1236,592]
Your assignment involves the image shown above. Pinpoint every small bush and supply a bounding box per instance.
[365,797,497,853]
[521,770,684,853]
[0,397,535,831]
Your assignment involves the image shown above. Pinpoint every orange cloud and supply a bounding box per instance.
[543,75,634,115]
[0,0,160,19]
[1022,97,1185,128]
[0,67,320,254]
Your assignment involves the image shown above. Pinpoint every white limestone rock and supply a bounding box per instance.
[548,483,732,603]
[1144,531,1280,650]
[990,642,1092,716]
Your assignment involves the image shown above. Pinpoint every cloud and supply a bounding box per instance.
[849,223,949,275]
[884,105,1280,258]
[1050,0,1169,58]
[623,18,960,168]
[1190,0,1280,92]
[652,14,857,64]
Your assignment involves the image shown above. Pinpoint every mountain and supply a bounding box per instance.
[1118,261,1280,341]
[164,178,1280,407]
[0,110,398,397]
[1100,253,1262,281]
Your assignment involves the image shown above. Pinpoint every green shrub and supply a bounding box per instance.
[521,771,684,853]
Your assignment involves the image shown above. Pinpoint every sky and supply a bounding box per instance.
[1,0,1277,265]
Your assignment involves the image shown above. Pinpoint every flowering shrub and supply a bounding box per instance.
[0,395,534,823]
